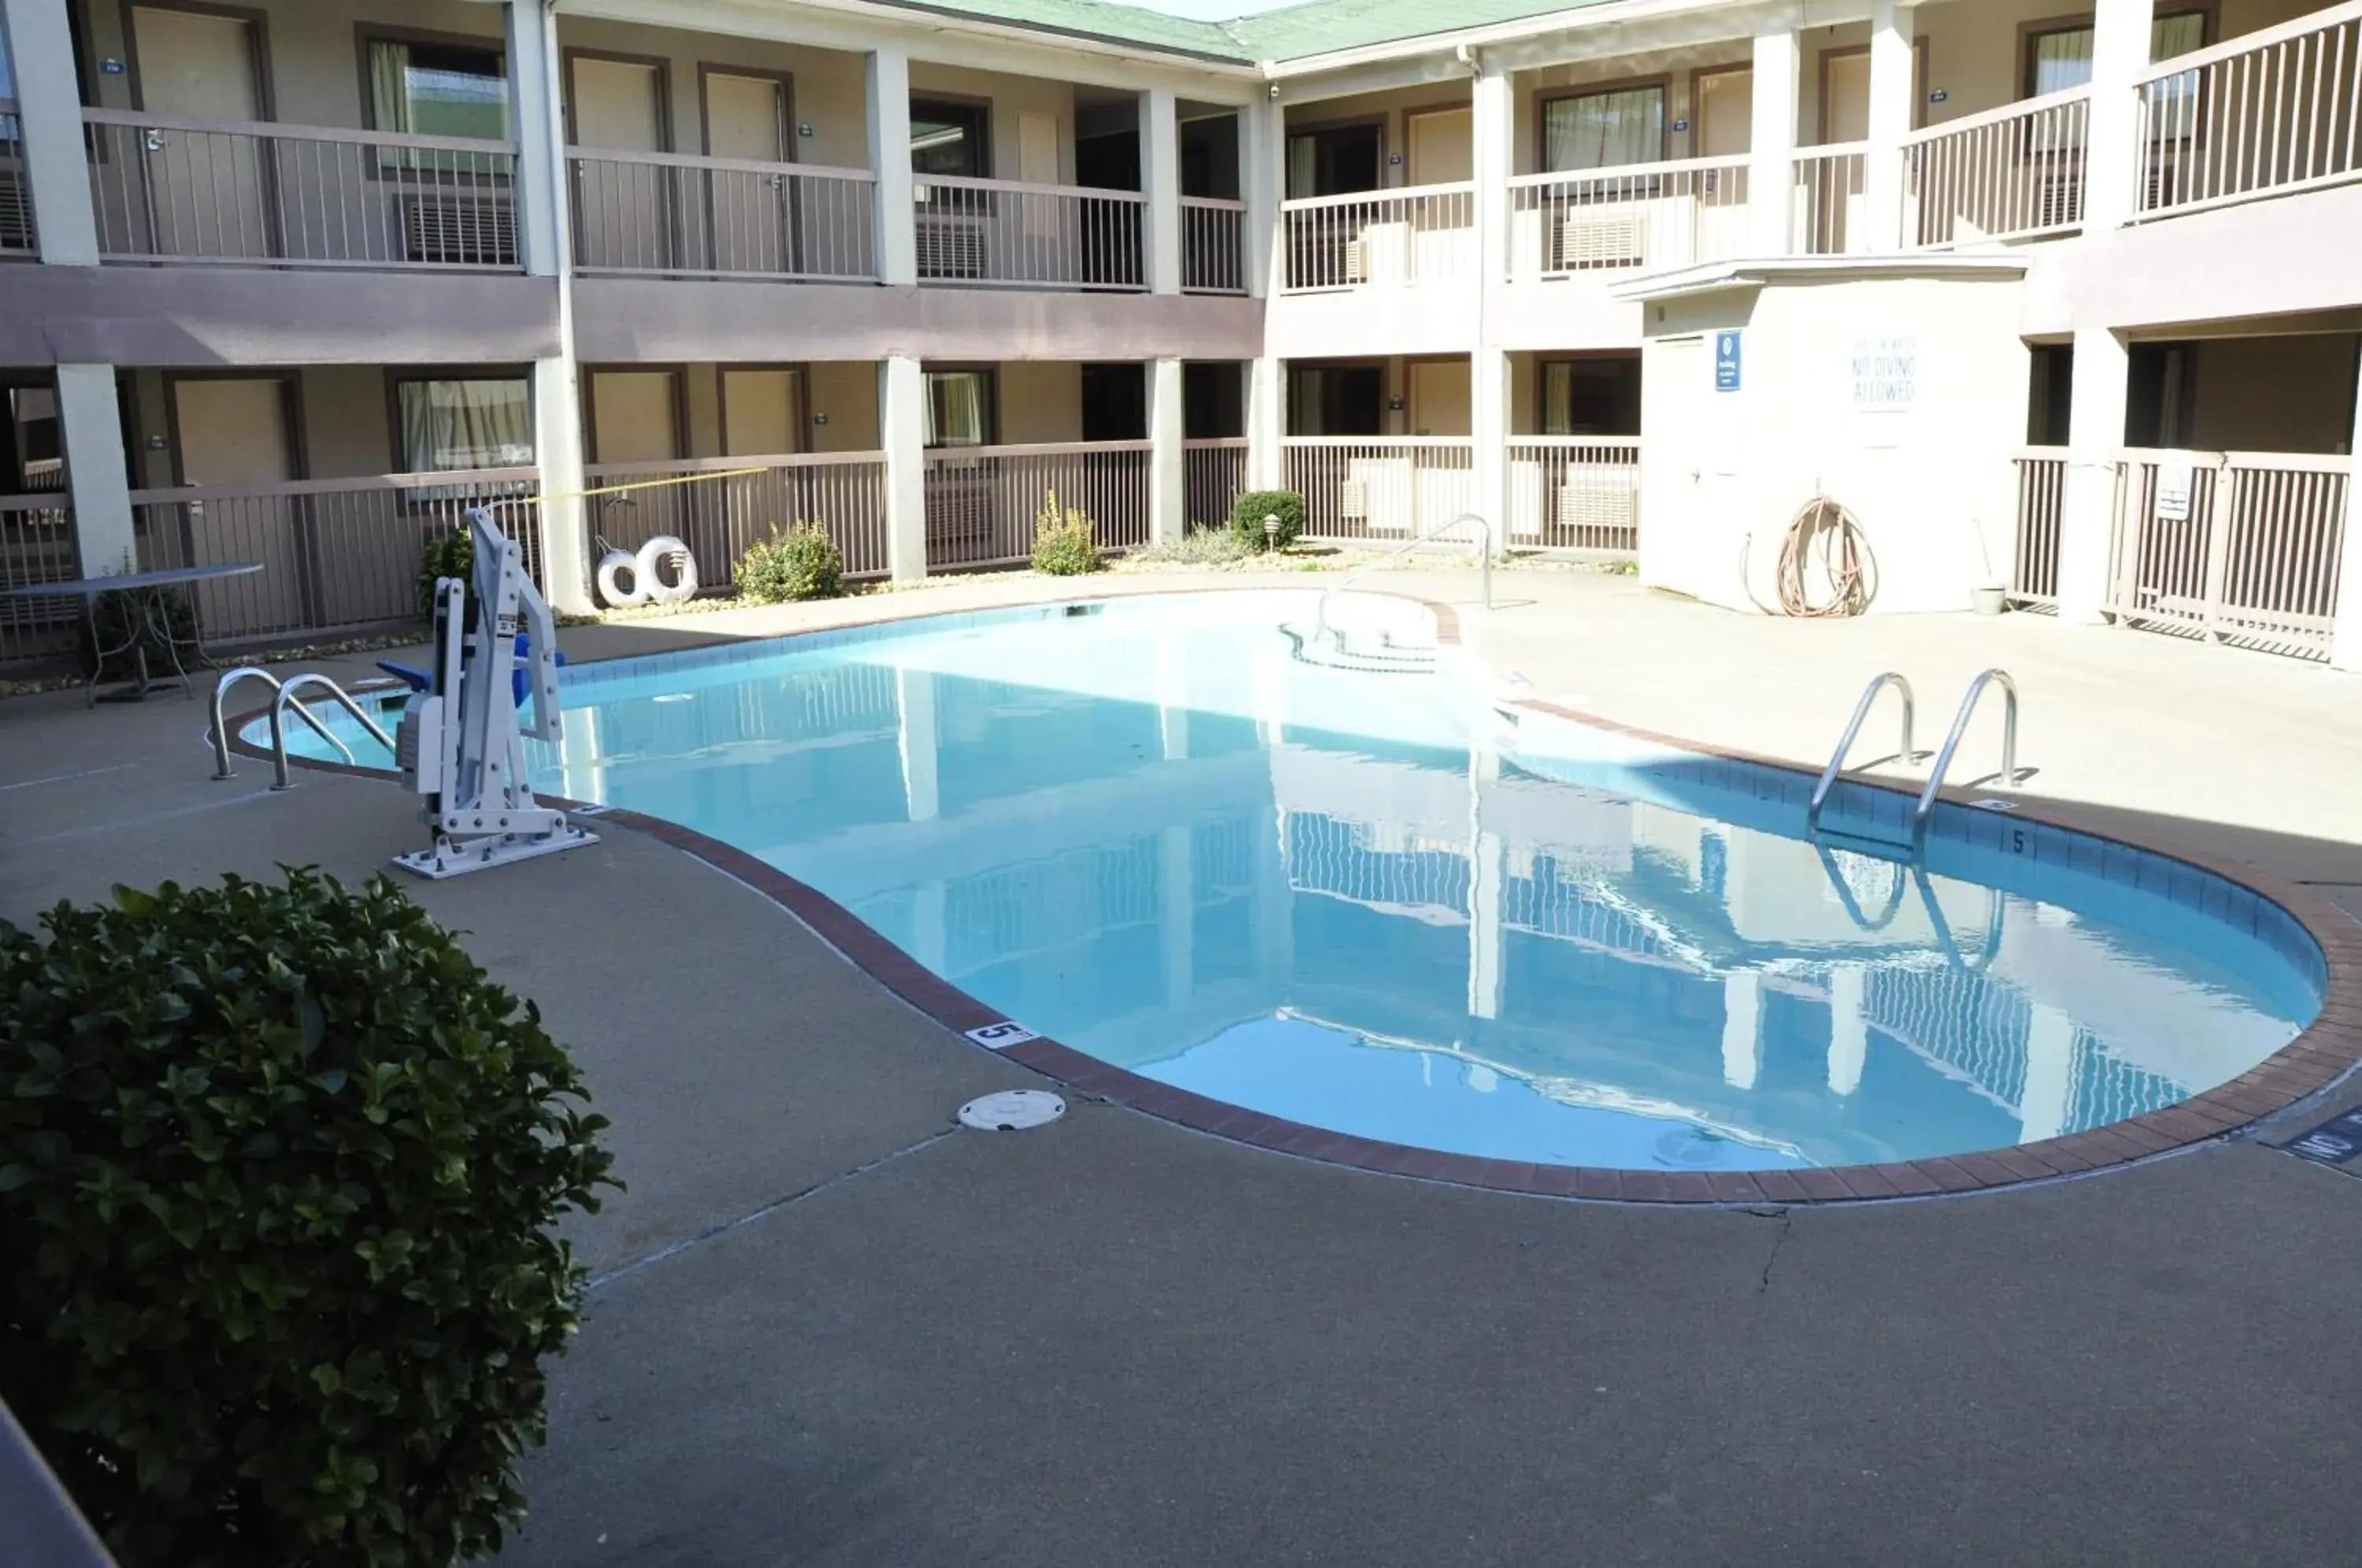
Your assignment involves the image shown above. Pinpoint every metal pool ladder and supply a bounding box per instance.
[1311,510,1494,654]
[1807,668,2021,851]
[209,666,396,789]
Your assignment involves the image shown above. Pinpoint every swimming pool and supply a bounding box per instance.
[280,590,2326,1178]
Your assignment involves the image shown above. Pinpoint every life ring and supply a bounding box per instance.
[595,548,647,609]
[637,534,698,604]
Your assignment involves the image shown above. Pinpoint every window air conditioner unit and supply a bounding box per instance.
[2036,172,2083,231]
[916,213,987,279]
[1338,479,1369,519]
[403,194,516,266]
[1558,213,1646,269]
[1558,479,1638,535]
[1341,237,1368,283]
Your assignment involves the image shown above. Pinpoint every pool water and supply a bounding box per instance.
[304,592,2322,1172]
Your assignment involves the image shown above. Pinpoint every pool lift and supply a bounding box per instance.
[390,507,598,879]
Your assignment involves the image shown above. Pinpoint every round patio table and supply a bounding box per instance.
[3,561,263,706]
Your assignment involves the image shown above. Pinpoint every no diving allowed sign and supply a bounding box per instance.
[2284,1107,2362,1170]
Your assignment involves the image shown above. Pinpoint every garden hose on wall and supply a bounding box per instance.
[1746,494,1878,618]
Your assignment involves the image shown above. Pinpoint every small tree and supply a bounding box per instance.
[416,528,473,617]
[0,868,616,1568]
[1227,489,1305,552]
[1031,490,1102,576]
[736,523,846,603]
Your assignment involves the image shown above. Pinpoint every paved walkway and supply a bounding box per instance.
[4,570,2360,1566]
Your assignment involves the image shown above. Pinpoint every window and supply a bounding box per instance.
[924,370,995,448]
[395,379,533,474]
[369,38,507,139]
[1541,85,1666,172]
[1,383,62,493]
[912,98,988,178]
[2023,11,2208,98]
[1540,358,1642,437]
[1285,124,1381,199]
[1287,364,1383,437]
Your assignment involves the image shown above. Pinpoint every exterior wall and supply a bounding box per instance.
[2183,333,2362,453]
[1512,39,1754,172]
[909,62,1078,186]
[996,361,1084,443]
[1283,81,1473,186]
[555,17,868,168]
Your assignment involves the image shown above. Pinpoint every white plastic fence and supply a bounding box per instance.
[1281,182,1475,291]
[911,175,1145,289]
[1,100,32,257]
[128,467,539,646]
[1184,437,1248,529]
[1180,196,1246,293]
[2135,2,2362,219]
[1905,87,2091,247]
[1794,143,1871,255]
[0,491,77,665]
[2106,448,2352,659]
[582,453,890,589]
[924,441,1152,568]
[1506,157,1749,279]
[2012,447,2069,609]
[1284,438,1475,542]
[569,150,876,279]
[1504,438,1641,556]
[84,109,520,268]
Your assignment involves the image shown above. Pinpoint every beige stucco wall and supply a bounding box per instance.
[909,63,1078,186]
[2186,333,2362,453]
[1512,41,1755,172]
[1283,81,1475,187]
[994,361,1084,443]
[557,17,868,169]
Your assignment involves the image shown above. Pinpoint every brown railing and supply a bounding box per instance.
[0,491,79,666]
[1184,437,1249,529]
[130,468,537,646]
[924,441,1151,568]
[568,150,877,280]
[580,453,889,590]
[2136,3,2362,219]
[1904,88,2091,248]
[1794,143,1871,255]
[1,98,35,257]
[1283,182,1475,291]
[912,175,1146,290]
[1284,438,1475,542]
[84,108,520,268]
[1507,159,1748,279]
[1180,195,1246,293]
[2012,447,2068,609]
[1505,438,1640,556]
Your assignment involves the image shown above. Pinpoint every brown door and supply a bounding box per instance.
[570,56,668,270]
[131,6,271,259]
[1694,67,1753,159]
[705,72,792,276]
[172,376,303,639]
[722,368,804,457]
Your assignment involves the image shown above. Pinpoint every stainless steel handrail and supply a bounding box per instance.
[211,665,352,779]
[1806,671,1916,834]
[1312,510,1493,652]
[1912,668,2019,847]
[266,673,397,790]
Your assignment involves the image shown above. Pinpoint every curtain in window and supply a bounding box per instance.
[926,373,987,447]
[1542,87,1664,172]
[2032,14,2208,98]
[1542,363,1572,436]
[398,380,533,475]
[369,42,413,135]
[1286,134,1317,200]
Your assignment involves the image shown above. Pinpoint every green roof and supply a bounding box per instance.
[872,0,1614,65]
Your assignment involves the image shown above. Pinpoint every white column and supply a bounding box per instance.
[55,367,134,576]
[505,0,565,279]
[531,357,592,614]
[1142,88,1182,295]
[2057,327,2129,624]
[880,354,927,582]
[2082,0,2157,235]
[1467,831,1505,1021]
[1149,356,1187,545]
[1864,1,1917,250]
[1162,825,1194,1008]
[1155,626,1190,760]
[1827,963,1868,1096]
[1245,98,1285,299]
[2020,1003,2079,1144]
[867,49,916,287]
[3,0,98,264]
[2330,355,2362,669]
[1472,57,1512,545]
[1472,346,1509,557]
[1748,26,1801,257]
[1722,970,1763,1089]
[897,666,939,821]
[1247,355,1284,490]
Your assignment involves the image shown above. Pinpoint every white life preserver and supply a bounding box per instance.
[595,548,647,609]
[637,534,699,605]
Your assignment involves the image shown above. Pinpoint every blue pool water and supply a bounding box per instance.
[294,592,2322,1172]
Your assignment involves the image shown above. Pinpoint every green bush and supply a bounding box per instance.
[1227,489,1305,552]
[416,528,473,618]
[735,523,846,604]
[1127,527,1262,568]
[0,869,616,1568]
[1030,491,1101,576]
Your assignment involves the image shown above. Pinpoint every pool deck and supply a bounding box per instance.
[6,568,2362,1566]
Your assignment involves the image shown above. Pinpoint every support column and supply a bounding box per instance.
[1472,57,1512,545]
[1722,970,1763,1090]
[1864,1,1917,251]
[3,0,99,264]
[531,357,591,614]
[880,354,927,582]
[868,49,916,286]
[2082,0,2158,235]
[55,367,134,576]
[1466,829,1505,1019]
[1155,626,1190,760]
[1142,87,1181,295]
[1827,963,1867,1097]
[509,2,590,612]
[2329,353,2362,670]
[897,666,939,822]
[505,0,565,279]
[1748,26,1801,257]
[2020,1003,2078,1145]
[1149,356,1187,545]
[1244,98,1284,299]
[1247,355,1284,490]
[1472,346,1509,558]
[2057,327,2129,624]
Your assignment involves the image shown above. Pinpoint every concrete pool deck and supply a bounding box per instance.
[5,567,2362,1564]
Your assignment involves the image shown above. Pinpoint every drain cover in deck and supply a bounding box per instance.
[958,1090,1066,1132]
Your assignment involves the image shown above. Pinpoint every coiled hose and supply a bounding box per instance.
[1749,494,1876,618]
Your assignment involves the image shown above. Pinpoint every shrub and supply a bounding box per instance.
[1227,489,1305,552]
[1128,527,1261,568]
[416,528,473,618]
[0,868,616,1568]
[736,523,846,604]
[1030,490,1101,576]
[83,587,198,682]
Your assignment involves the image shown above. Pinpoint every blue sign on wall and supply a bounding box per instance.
[1714,331,1742,391]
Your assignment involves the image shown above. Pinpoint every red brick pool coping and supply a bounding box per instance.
[229,587,2362,1205]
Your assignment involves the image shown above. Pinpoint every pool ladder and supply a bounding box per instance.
[1807,668,2021,852]
[1310,510,1494,659]
[209,666,397,790]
